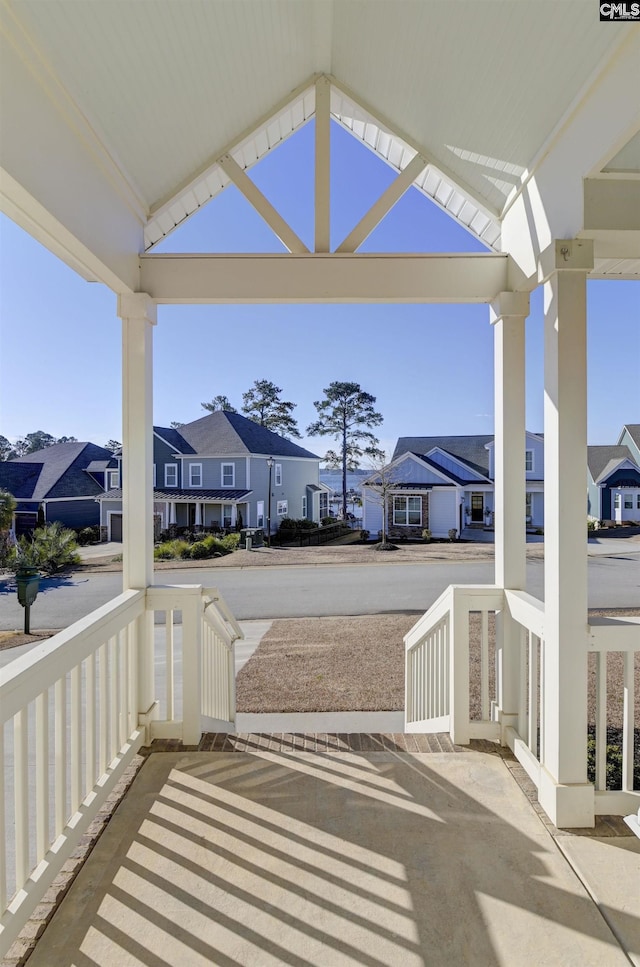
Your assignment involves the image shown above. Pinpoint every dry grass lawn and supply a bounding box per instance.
[236,609,640,726]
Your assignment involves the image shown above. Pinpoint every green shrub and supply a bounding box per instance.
[360,529,369,542]
[321,517,335,526]
[422,528,432,542]
[221,532,240,551]
[9,522,81,575]
[448,528,458,542]
[278,517,298,530]
[77,525,100,546]
[188,541,211,559]
[153,539,189,561]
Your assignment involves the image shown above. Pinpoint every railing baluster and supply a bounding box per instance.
[86,652,96,788]
[528,634,538,754]
[518,630,527,741]
[622,650,634,792]
[481,609,489,720]
[14,707,29,889]
[166,609,174,720]
[35,691,49,864]
[55,676,66,835]
[109,635,117,762]
[99,642,108,776]
[0,723,6,912]
[119,628,127,748]
[71,665,82,813]
[539,637,545,767]
[595,651,607,791]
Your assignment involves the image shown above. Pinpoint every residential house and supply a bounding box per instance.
[363,433,545,539]
[96,411,328,541]
[587,439,640,524]
[0,442,118,535]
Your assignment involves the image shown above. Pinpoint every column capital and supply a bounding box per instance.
[489,291,530,325]
[117,292,157,325]
[537,239,594,284]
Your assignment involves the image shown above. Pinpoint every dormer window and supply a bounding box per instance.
[108,470,119,490]
[525,450,534,472]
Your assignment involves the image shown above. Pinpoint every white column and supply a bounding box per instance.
[539,239,594,828]
[118,293,157,734]
[195,502,202,527]
[169,501,176,525]
[230,504,237,528]
[490,291,529,739]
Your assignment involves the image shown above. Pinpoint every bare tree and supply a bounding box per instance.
[363,455,397,548]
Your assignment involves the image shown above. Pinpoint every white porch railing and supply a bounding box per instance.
[405,585,639,820]
[0,583,242,955]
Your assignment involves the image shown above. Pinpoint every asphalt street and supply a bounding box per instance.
[1,552,638,631]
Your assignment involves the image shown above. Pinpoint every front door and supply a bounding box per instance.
[471,494,484,523]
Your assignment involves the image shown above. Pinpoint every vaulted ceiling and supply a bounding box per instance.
[1,0,639,288]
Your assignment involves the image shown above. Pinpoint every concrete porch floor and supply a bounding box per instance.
[26,741,639,967]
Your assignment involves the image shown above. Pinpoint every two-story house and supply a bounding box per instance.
[362,432,545,539]
[587,424,640,524]
[97,411,328,541]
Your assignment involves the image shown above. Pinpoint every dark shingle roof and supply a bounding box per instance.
[175,411,319,459]
[619,424,640,450]
[394,435,493,477]
[414,453,484,485]
[0,462,43,499]
[154,427,196,454]
[587,445,639,483]
[98,488,252,501]
[6,442,113,499]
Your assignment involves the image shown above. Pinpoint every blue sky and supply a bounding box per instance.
[0,119,638,459]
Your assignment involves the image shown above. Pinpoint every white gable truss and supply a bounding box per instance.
[144,75,501,253]
[424,447,491,483]
[594,456,640,485]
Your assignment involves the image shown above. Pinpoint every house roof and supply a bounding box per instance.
[170,411,320,459]
[85,459,118,472]
[618,425,640,449]
[99,488,252,502]
[2,442,114,500]
[587,446,639,483]
[154,427,196,454]
[394,436,493,477]
[0,463,43,500]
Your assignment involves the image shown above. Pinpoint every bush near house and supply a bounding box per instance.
[153,531,241,561]
[76,525,101,545]
[8,522,81,575]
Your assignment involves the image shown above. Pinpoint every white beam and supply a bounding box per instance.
[0,24,143,292]
[218,154,309,254]
[140,253,509,304]
[584,178,640,232]
[315,76,331,253]
[336,154,428,253]
[503,30,640,285]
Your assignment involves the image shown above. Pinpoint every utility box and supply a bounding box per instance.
[240,527,264,549]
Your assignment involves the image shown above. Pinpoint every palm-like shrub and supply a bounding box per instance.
[10,522,81,575]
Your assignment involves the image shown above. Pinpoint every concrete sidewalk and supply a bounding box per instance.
[28,748,639,967]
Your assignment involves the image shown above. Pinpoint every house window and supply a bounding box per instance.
[165,464,178,487]
[108,470,119,490]
[275,464,282,486]
[319,492,328,519]
[223,504,233,528]
[277,500,288,516]
[525,493,532,520]
[614,493,621,509]
[221,463,235,487]
[153,464,156,486]
[624,494,633,509]
[525,450,534,472]
[256,500,264,528]
[302,496,307,518]
[637,494,640,510]
[189,464,202,487]
[393,495,421,526]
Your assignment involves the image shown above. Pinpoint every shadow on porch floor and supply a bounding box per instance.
[19,738,639,967]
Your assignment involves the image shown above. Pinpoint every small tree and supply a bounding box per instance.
[0,435,15,461]
[363,456,397,548]
[0,489,16,531]
[241,379,301,438]
[201,395,237,413]
[104,439,121,453]
[307,382,383,520]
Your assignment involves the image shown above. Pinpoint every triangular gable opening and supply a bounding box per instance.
[146,76,501,254]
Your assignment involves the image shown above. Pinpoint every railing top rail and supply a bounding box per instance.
[202,604,235,650]
[0,589,146,723]
[505,589,545,639]
[404,584,504,651]
[589,616,640,652]
[202,587,244,640]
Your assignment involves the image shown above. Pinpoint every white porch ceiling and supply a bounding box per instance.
[2,0,639,278]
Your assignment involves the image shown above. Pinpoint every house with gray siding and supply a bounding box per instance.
[587,443,640,524]
[97,411,328,541]
[0,442,117,535]
[363,432,545,539]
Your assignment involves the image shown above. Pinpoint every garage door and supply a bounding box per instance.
[109,513,123,542]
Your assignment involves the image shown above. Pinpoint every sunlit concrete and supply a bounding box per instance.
[30,750,636,966]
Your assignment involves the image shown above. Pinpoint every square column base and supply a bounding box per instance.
[538,766,594,828]
[138,700,160,744]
